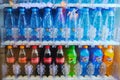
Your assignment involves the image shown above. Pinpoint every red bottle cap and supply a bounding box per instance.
[58,45,63,49]
[32,46,37,49]
[45,45,50,49]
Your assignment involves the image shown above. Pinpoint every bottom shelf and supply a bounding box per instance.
[3,75,117,80]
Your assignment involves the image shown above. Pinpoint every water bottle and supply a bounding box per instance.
[43,7,53,41]
[30,8,40,41]
[5,8,14,41]
[66,7,78,41]
[54,7,65,41]
[106,8,115,41]
[18,8,27,41]
[93,7,103,41]
[81,8,90,40]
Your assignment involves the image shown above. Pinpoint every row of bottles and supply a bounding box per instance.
[3,45,114,78]
[3,0,115,4]
[3,7,116,43]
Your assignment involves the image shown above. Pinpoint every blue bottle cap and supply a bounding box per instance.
[108,8,114,11]
[82,7,89,12]
[95,7,101,11]
[19,7,25,12]
[6,8,12,12]
[68,7,77,11]
[31,7,38,12]
[56,7,63,11]
[44,7,51,12]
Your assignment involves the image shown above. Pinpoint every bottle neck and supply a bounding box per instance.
[7,49,13,56]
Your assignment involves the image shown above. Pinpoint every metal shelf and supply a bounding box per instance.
[0,3,120,9]
[1,41,119,46]
[4,75,117,80]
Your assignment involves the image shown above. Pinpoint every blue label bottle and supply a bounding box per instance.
[43,7,53,41]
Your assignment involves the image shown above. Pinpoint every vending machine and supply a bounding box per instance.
[0,0,120,80]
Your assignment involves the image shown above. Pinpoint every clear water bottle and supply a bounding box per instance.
[30,8,40,41]
[106,8,115,41]
[66,7,78,41]
[18,8,27,41]
[93,7,103,41]
[5,8,14,41]
[81,8,90,40]
[54,7,65,41]
[43,7,53,41]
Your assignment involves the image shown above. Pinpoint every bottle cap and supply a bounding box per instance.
[32,7,38,12]
[97,45,102,49]
[83,45,88,48]
[108,45,112,49]
[7,45,12,49]
[96,7,101,11]
[44,7,51,12]
[32,45,37,49]
[45,45,50,49]
[6,8,12,12]
[69,7,77,11]
[58,45,62,49]
[19,7,25,12]
[57,7,63,11]
[20,45,25,49]
[108,8,114,11]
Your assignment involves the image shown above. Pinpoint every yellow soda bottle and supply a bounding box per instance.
[102,45,114,76]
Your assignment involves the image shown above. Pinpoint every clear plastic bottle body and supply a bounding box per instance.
[30,8,40,41]
[18,8,27,41]
[5,8,14,41]
[54,7,65,41]
[43,7,53,41]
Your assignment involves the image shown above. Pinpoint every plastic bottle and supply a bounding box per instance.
[90,45,103,76]
[81,8,90,40]
[31,46,39,64]
[93,7,103,41]
[106,8,115,40]
[66,7,78,41]
[65,46,77,77]
[80,45,89,76]
[102,45,114,76]
[43,45,52,76]
[30,8,40,41]
[54,7,65,41]
[55,45,65,76]
[43,7,53,41]
[5,8,14,41]
[18,8,27,41]
[6,45,15,64]
[18,45,27,64]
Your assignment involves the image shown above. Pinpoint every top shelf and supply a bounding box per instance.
[0,3,120,9]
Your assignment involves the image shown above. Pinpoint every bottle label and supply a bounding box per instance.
[80,56,89,62]
[103,56,113,66]
[24,28,32,38]
[101,26,109,40]
[6,28,12,36]
[6,57,15,63]
[19,57,27,63]
[12,28,19,39]
[37,28,44,38]
[43,57,52,64]
[31,28,38,38]
[93,56,102,63]
[52,28,58,38]
[76,27,84,40]
[56,57,65,64]
[63,28,70,38]
[31,57,39,64]
[61,28,66,38]
[88,25,96,40]
[44,28,52,38]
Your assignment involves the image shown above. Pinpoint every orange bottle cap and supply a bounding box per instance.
[97,45,102,49]
[108,45,112,49]
[20,45,25,49]
[83,45,88,48]
[7,45,12,49]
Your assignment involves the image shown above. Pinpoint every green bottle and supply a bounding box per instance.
[65,45,77,77]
